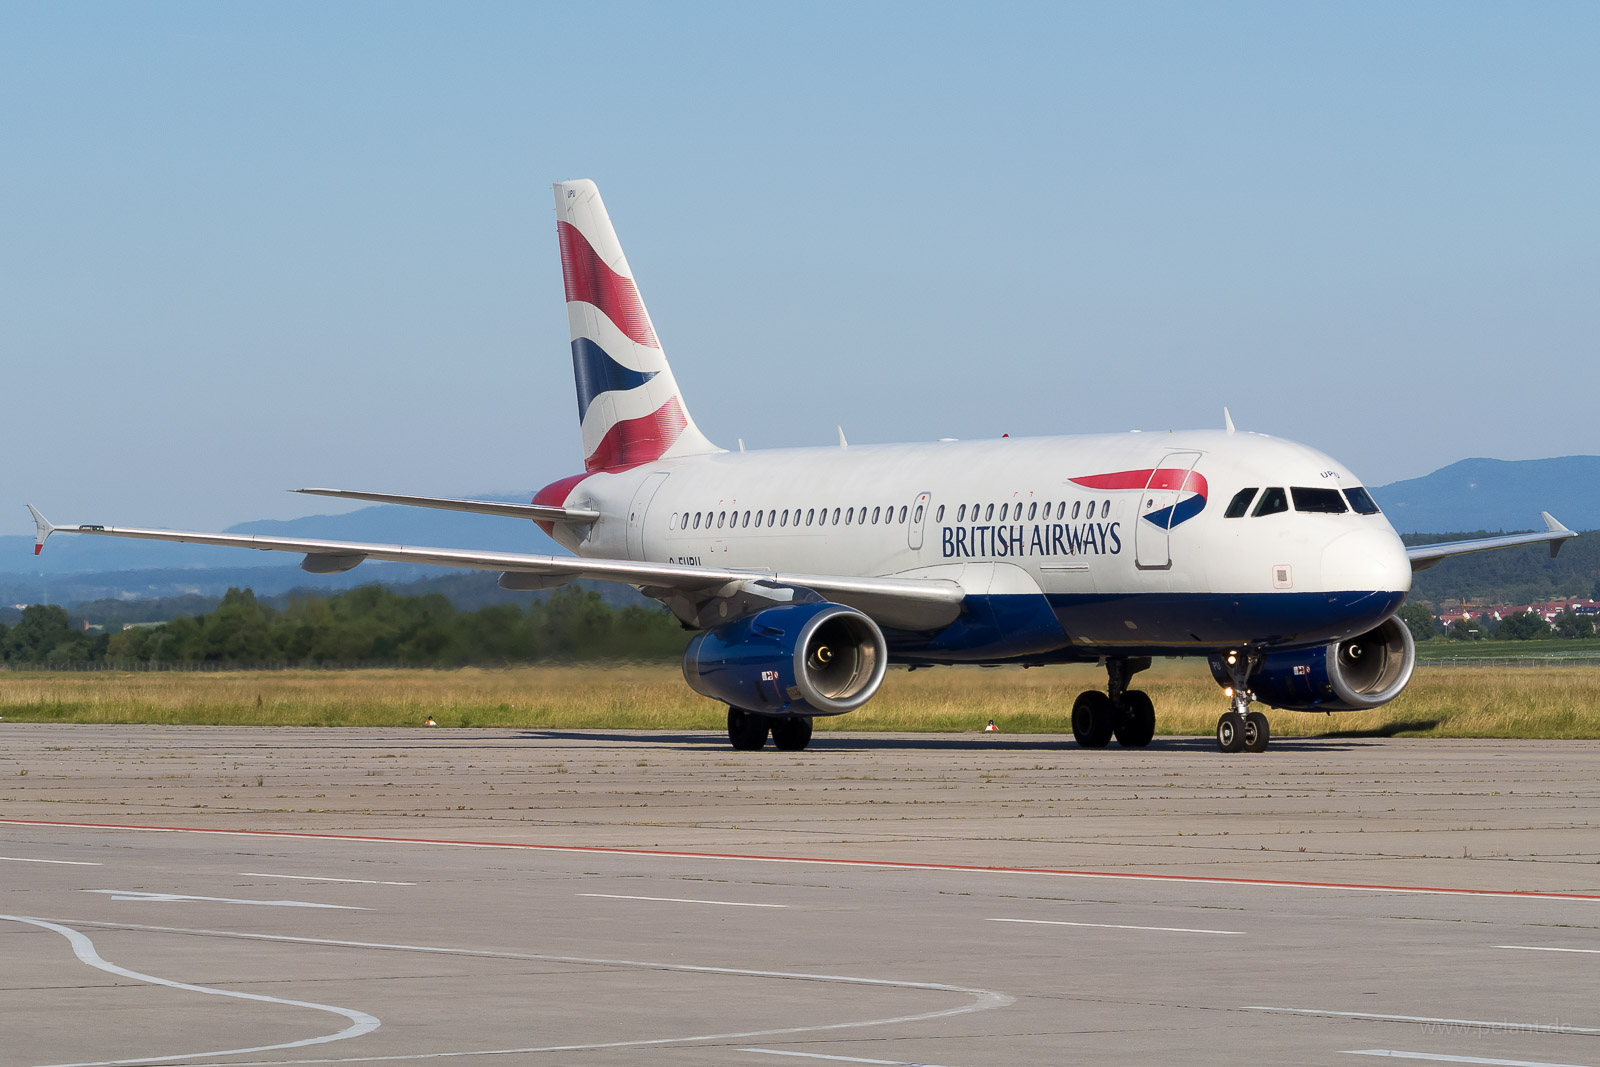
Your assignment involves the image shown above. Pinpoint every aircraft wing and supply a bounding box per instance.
[1405,512,1577,572]
[24,507,964,630]
[293,488,599,524]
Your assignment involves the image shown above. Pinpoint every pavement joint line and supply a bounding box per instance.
[578,892,787,908]
[0,914,379,1067]
[6,818,1600,901]
[10,917,1015,1066]
[1342,1051,1596,1066]
[986,917,1241,935]
[240,873,416,886]
[1245,1007,1600,1035]
[1496,945,1600,954]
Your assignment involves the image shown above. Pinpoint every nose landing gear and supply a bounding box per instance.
[1072,656,1157,748]
[1214,650,1269,753]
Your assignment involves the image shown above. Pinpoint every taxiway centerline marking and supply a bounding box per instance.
[6,818,1599,901]
[986,917,1240,935]
[578,892,786,908]
[83,890,366,910]
[0,856,101,866]
[1343,1052,1594,1066]
[1496,945,1600,955]
[0,914,379,1067]
[742,1049,958,1065]
[241,873,414,886]
[1247,1007,1600,1035]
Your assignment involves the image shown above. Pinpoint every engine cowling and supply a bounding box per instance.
[1213,615,1417,712]
[683,602,888,716]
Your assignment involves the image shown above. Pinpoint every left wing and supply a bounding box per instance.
[1406,512,1576,572]
[24,506,964,631]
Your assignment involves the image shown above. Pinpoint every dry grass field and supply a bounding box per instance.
[3,660,1598,738]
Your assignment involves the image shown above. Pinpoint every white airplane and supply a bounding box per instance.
[28,180,1577,753]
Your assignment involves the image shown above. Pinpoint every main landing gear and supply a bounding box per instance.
[727,707,813,751]
[1072,656,1156,749]
[1214,650,1269,754]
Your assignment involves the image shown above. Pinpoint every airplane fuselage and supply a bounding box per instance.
[541,428,1413,665]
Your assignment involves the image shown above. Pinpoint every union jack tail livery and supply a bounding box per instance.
[555,180,721,472]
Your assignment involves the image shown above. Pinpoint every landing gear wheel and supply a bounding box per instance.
[727,707,768,751]
[1113,690,1156,748]
[1072,691,1115,748]
[770,716,813,751]
[1244,711,1270,753]
[1216,712,1247,753]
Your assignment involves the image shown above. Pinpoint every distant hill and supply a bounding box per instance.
[1371,457,1600,534]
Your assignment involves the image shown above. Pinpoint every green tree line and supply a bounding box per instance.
[0,585,689,667]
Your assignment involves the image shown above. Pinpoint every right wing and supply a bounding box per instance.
[1406,512,1577,572]
[25,507,964,631]
[293,488,599,524]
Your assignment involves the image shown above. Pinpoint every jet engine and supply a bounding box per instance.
[1214,615,1416,713]
[683,601,888,716]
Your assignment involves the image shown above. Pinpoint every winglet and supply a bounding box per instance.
[1223,407,1236,435]
[26,504,56,555]
[1542,511,1574,557]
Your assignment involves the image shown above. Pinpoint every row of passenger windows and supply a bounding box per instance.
[1223,486,1382,518]
[667,497,1114,533]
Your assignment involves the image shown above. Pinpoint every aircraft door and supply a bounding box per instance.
[907,492,932,551]
[625,472,670,559]
[1134,452,1202,571]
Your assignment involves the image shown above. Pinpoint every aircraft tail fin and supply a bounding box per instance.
[554,180,721,472]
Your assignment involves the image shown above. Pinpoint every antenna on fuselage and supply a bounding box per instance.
[1223,407,1237,435]
[837,426,849,449]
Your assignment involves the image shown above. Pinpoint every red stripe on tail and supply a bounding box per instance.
[585,397,687,473]
[558,221,659,349]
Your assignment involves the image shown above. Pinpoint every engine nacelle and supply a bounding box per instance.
[1213,615,1417,713]
[683,602,888,717]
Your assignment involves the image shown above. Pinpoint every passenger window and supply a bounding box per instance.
[845,508,853,525]
[985,503,994,521]
[936,504,945,522]
[1292,487,1348,514]
[872,506,881,524]
[806,508,815,525]
[1344,487,1381,515]
[692,513,702,530]
[754,511,763,528]
[956,504,965,522]
[779,510,788,527]
[914,504,924,523]
[832,507,841,524]
[1101,500,1111,518]
[1028,502,1037,520]
[743,510,752,527]
[898,506,907,523]
[1224,488,1258,518]
[1071,501,1081,520]
[1253,487,1288,517]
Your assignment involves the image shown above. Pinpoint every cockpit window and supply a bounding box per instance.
[1252,487,1288,517]
[1224,488,1258,518]
[1291,487,1349,514]
[1344,487,1381,515]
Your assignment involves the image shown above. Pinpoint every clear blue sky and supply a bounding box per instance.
[5,1,1597,536]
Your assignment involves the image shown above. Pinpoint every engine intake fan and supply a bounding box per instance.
[683,601,888,716]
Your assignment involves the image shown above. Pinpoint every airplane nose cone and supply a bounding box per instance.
[1321,526,1412,594]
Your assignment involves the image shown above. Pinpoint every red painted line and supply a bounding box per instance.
[4,818,1598,901]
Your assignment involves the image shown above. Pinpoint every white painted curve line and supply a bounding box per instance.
[0,856,101,866]
[241,873,415,886]
[1497,944,1600,955]
[987,917,1240,936]
[578,892,787,908]
[1245,1007,1600,1035]
[743,1049,960,1066]
[1343,1051,1596,1066]
[41,918,1015,1066]
[0,914,379,1067]
[83,890,366,910]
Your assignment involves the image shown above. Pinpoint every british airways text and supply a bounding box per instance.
[940,522,1122,559]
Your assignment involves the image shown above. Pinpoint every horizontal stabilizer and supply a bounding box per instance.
[294,488,599,524]
[1407,513,1577,572]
